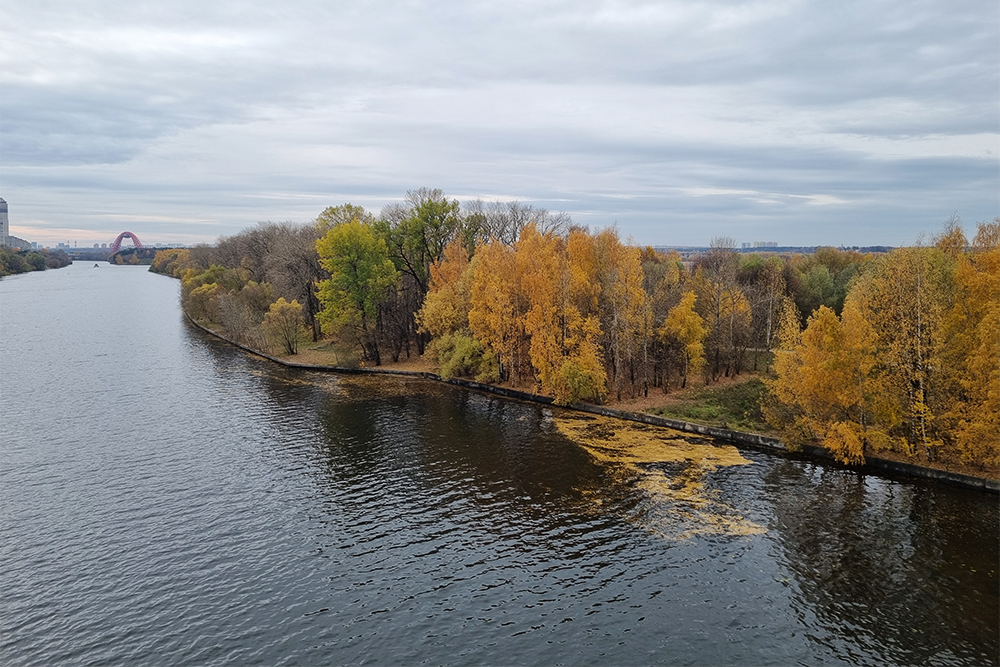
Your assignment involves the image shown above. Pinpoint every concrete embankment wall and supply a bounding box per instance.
[186,314,1000,494]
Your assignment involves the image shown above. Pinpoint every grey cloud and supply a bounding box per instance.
[1,0,995,246]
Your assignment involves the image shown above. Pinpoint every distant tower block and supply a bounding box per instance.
[109,231,144,253]
[0,198,8,248]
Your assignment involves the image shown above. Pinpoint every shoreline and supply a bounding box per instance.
[185,312,999,494]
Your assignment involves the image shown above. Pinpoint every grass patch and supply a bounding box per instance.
[647,377,770,433]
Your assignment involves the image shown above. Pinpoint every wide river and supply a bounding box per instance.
[1,263,997,666]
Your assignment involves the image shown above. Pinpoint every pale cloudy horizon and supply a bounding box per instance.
[2,0,997,248]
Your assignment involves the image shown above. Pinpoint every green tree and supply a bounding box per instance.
[316,219,399,365]
[25,252,46,271]
[316,204,374,235]
[376,188,463,297]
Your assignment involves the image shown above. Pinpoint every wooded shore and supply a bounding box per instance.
[151,193,999,474]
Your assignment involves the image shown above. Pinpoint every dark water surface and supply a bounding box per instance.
[1,263,997,666]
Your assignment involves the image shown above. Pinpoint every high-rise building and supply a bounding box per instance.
[0,198,8,247]
[1,199,33,250]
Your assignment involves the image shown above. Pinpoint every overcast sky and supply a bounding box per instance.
[2,0,997,248]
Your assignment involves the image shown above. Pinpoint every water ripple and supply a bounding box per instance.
[1,265,997,666]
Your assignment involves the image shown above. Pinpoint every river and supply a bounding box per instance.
[1,262,997,666]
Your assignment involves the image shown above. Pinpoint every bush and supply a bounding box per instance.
[428,332,496,381]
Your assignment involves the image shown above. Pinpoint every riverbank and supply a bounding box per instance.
[185,314,999,494]
[0,247,73,277]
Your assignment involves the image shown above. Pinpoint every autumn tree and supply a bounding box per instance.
[216,281,275,348]
[555,229,606,404]
[263,298,307,356]
[214,221,331,342]
[594,228,647,399]
[181,264,243,308]
[316,219,400,365]
[514,225,605,404]
[262,223,328,342]
[186,282,225,322]
[934,219,1000,467]
[215,222,286,285]
[848,246,952,460]
[468,239,527,385]
[690,237,752,380]
[766,219,999,469]
[151,249,202,277]
[766,302,877,464]
[516,225,564,394]
[416,239,495,380]
[659,291,706,389]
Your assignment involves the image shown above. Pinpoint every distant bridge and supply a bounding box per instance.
[109,231,144,254]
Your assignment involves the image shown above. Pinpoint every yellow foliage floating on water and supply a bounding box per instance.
[554,413,765,540]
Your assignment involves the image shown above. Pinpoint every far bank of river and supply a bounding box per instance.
[185,312,1000,495]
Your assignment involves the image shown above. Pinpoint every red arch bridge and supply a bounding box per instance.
[109,231,144,254]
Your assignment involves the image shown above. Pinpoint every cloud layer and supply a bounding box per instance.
[2,0,997,246]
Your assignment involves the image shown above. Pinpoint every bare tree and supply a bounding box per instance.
[265,224,328,341]
[462,199,571,245]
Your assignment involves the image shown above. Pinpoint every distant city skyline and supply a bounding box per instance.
[1,197,901,253]
[2,0,997,248]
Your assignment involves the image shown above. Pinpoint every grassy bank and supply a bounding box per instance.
[644,378,770,433]
[286,335,774,433]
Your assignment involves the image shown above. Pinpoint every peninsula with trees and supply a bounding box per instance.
[150,189,999,476]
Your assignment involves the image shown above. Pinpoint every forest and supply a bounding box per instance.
[0,247,72,276]
[150,189,999,471]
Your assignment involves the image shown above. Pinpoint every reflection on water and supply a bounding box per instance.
[2,264,997,667]
[764,462,999,666]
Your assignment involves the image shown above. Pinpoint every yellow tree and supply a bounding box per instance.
[516,225,565,395]
[767,304,876,464]
[659,291,706,388]
[513,225,606,404]
[263,298,307,356]
[848,246,952,460]
[566,229,601,320]
[416,238,473,338]
[418,239,503,380]
[555,230,606,404]
[936,219,1000,468]
[468,239,528,385]
[595,228,647,399]
[463,226,606,402]
[187,282,225,323]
